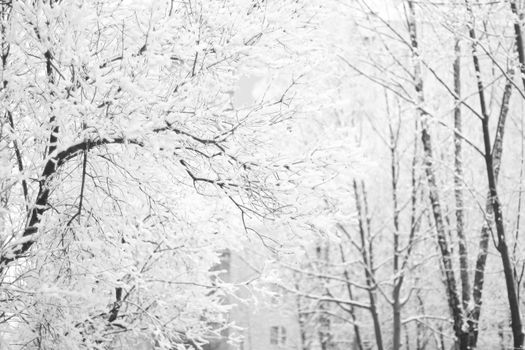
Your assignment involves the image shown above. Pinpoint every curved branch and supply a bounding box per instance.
[0,127,238,271]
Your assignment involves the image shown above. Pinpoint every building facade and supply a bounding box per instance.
[205,250,303,350]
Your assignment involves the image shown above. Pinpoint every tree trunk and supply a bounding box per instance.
[404,1,466,347]
[465,1,524,347]
[393,285,402,350]
[353,180,384,350]
[468,74,513,349]
[453,37,471,314]
[388,101,403,350]
[340,245,364,350]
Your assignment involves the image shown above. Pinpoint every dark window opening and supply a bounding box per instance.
[270,326,287,346]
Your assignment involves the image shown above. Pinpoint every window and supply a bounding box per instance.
[270,326,287,346]
[280,327,287,344]
[270,326,278,345]
[315,243,329,261]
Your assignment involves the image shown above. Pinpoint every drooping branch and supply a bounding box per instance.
[277,282,371,310]
[0,124,249,271]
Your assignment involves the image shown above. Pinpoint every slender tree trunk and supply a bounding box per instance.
[416,294,428,350]
[393,285,402,350]
[453,37,470,313]
[468,74,513,348]
[340,245,364,350]
[510,0,525,93]
[404,2,466,347]
[510,0,525,307]
[465,1,524,347]
[388,102,403,350]
[353,180,384,350]
[452,36,472,350]
[393,118,421,350]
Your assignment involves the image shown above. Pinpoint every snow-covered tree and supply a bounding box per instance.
[0,0,323,348]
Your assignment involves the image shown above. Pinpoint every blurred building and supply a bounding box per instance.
[204,250,302,350]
